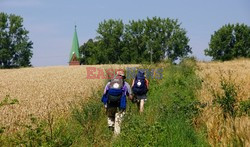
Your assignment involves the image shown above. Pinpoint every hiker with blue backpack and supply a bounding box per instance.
[131,70,149,113]
[101,71,132,135]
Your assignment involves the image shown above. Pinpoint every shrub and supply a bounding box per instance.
[212,75,238,118]
[239,99,250,116]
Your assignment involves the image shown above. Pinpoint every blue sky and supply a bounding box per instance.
[1,0,250,66]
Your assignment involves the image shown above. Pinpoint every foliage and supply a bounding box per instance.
[212,72,242,118]
[209,74,249,145]
[79,39,99,64]
[113,59,208,146]
[97,19,125,64]
[212,75,238,118]
[0,12,33,68]
[239,99,250,116]
[79,17,192,64]
[0,95,19,144]
[205,23,250,61]
[1,112,83,146]
[0,60,210,146]
[0,95,19,107]
[0,91,111,146]
[13,116,49,146]
[70,92,113,146]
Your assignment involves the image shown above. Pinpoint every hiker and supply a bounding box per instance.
[101,70,132,135]
[131,70,149,113]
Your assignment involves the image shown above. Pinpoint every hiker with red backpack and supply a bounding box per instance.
[101,71,132,135]
[131,70,149,113]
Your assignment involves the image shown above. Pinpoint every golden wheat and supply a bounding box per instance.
[197,59,250,146]
[0,64,137,134]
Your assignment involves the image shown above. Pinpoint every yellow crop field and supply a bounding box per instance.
[197,59,250,146]
[1,60,249,146]
[0,64,136,134]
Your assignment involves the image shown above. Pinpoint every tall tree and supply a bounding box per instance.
[96,19,124,63]
[79,17,192,64]
[79,39,100,64]
[122,19,146,63]
[123,17,192,63]
[163,18,192,61]
[205,23,250,61]
[0,13,33,68]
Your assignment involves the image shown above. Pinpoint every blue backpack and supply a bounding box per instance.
[132,71,148,95]
[107,76,124,103]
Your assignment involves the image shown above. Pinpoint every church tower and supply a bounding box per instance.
[69,26,80,65]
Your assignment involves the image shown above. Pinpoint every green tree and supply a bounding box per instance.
[79,39,100,64]
[205,23,250,61]
[0,13,33,68]
[163,18,192,62]
[122,19,146,63]
[123,17,191,63]
[79,17,192,64]
[96,19,124,64]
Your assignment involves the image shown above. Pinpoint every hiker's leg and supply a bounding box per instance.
[137,100,140,111]
[114,111,125,135]
[135,96,140,111]
[140,99,144,113]
[107,107,116,128]
[107,117,114,127]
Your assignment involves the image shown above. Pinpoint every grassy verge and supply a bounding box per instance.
[113,59,208,146]
[71,59,208,146]
[0,59,209,146]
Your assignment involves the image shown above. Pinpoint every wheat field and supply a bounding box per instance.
[197,59,250,146]
[0,64,136,134]
[1,60,249,145]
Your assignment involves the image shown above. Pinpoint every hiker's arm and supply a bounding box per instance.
[131,79,135,87]
[145,79,149,89]
[103,82,110,94]
[102,82,110,108]
[125,82,133,100]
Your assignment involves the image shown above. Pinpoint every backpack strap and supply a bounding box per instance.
[120,83,127,109]
[121,84,126,96]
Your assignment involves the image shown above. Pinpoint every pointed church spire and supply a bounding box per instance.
[69,25,80,65]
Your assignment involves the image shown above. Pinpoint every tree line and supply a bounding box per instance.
[1,12,250,68]
[79,17,191,64]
